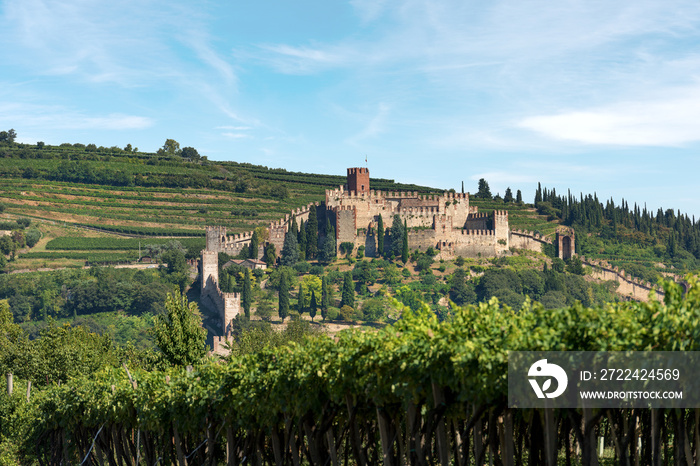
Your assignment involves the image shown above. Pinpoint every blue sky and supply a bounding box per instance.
[1,0,699,218]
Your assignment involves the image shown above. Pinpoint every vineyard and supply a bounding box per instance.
[1,276,696,465]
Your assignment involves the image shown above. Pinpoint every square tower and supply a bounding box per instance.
[347,167,370,194]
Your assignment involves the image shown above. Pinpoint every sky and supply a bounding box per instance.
[1,0,699,218]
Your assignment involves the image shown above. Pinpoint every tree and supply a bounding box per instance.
[390,214,404,258]
[249,233,259,261]
[476,178,492,199]
[180,146,200,160]
[339,242,354,258]
[321,275,330,319]
[264,243,277,267]
[449,268,475,305]
[319,225,336,263]
[377,214,384,257]
[298,220,307,261]
[504,187,514,203]
[278,271,289,320]
[152,288,206,366]
[242,269,252,318]
[0,129,16,144]
[307,207,318,259]
[309,290,318,321]
[402,220,409,263]
[281,230,299,266]
[297,284,305,314]
[516,189,523,203]
[341,272,355,309]
[161,139,180,155]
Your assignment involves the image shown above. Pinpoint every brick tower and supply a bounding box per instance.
[347,167,369,194]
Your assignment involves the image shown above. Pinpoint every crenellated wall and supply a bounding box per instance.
[207,202,321,259]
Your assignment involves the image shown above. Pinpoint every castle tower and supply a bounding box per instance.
[557,230,575,260]
[494,210,510,250]
[347,167,370,195]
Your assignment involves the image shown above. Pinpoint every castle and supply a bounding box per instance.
[201,167,576,349]
[327,167,511,258]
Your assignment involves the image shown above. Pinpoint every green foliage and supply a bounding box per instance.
[339,241,354,258]
[281,230,299,266]
[151,289,206,366]
[242,269,252,318]
[377,214,384,257]
[278,271,289,320]
[341,271,354,309]
[361,297,385,322]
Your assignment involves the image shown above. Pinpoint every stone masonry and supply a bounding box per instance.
[326,168,511,258]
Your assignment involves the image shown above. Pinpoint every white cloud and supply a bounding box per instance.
[347,103,391,144]
[0,103,153,131]
[518,86,700,146]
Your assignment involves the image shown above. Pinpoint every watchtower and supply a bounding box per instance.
[347,167,369,195]
[556,229,575,260]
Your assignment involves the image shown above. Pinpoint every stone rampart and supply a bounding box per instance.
[581,257,664,303]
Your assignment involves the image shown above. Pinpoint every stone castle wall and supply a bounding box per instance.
[510,229,552,251]
[581,257,665,302]
[206,202,321,259]
[200,251,241,334]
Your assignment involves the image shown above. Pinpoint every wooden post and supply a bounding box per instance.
[6,373,12,396]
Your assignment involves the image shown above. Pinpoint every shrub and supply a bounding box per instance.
[326,307,339,321]
[293,261,311,274]
[340,305,355,322]
[25,228,41,248]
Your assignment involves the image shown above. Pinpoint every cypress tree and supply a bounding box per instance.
[309,290,318,321]
[249,232,259,260]
[516,189,522,203]
[307,207,318,259]
[341,271,354,309]
[321,275,330,318]
[242,269,251,318]
[297,284,305,314]
[377,214,384,257]
[390,214,403,258]
[278,271,289,321]
[402,220,409,263]
[298,219,307,260]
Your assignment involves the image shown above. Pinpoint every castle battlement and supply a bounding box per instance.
[461,229,494,236]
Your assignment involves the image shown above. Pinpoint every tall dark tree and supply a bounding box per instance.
[309,290,318,321]
[281,230,299,266]
[298,219,307,261]
[390,214,404,258]
[307,207,318,259]
[377,214,384,258]
[321,275,330,318]
[476,178,492,199]
[516,189,523,203]
[242,269,252,318]
[504,187,514,203]
[341,272,355,309]
[264,243,277,267]
[402,220,409,263]
[319,225,336,263]
[249,232,259,260]
[297,284,305,314]
[278,272,289,320]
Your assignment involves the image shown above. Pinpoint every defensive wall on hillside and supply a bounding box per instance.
[581,257,665,302]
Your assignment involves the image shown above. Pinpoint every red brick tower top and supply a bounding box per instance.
[347,167,369,194]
